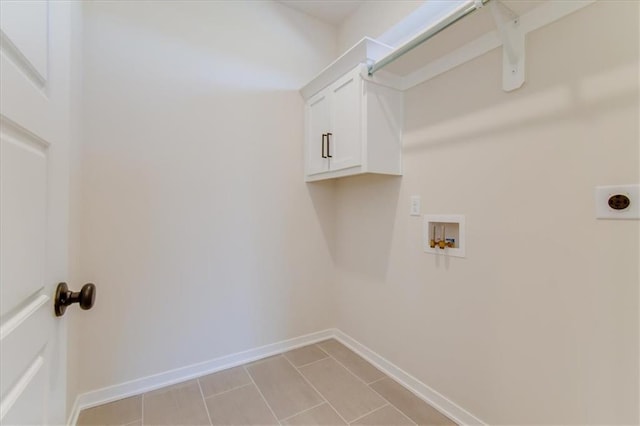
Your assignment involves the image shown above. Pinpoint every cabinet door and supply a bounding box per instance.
[329,70,362,171]
[306,91,331,176]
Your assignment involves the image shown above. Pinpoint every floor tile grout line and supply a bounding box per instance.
[369,381,453,425]
[323,351,418,426]
[278,401,328,423]
[201,382,254,401]
[323,350,381,389]
[87,342,430,426]
[321,346,385,386]
[346,403,390,425]
[244,353,281,368]
[196,378,214,426]
[243,365,282,425]
[365,371,453,424]
[312,345,330,359]
[366,382,418,426]
[327,343,448,425]
[280,343,330,369]
[284,355,350,425]
[285,354,330,369]
[367,376,388,386]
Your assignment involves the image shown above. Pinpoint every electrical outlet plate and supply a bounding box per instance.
[595,184,640,219]
[410,196,421,216]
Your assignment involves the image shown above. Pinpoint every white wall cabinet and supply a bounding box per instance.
[303,65,403,182]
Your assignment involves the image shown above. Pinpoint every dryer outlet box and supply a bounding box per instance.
[595,184,639,219]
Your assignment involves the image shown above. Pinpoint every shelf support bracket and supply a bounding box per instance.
[489,0,524,91]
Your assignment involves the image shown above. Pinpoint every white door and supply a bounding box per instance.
[305,91,330,176]
[329,69,361,172]
[1,1,72,424]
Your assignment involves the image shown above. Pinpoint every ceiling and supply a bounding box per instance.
[278,1,364,26]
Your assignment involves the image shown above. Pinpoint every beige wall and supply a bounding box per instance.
[68,1,639,424]
[69,0,338,396]
[335,1,639,424]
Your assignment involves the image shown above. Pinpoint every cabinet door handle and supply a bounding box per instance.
[326,133,333,158]
[321,133,327,158]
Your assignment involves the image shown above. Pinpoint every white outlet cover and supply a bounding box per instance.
[410,196,421,216]
[595,184,639,219]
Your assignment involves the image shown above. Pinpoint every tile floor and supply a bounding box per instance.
[77,339,456,426]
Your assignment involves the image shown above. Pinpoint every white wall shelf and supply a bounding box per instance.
[298,0,598,182]
[366,0,597,92]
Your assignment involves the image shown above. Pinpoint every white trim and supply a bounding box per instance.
[67,329,333,425]
[0,294,49,341]
[0,115,50,150]
[68,328,485,426]
[67,396,81,426]
[300,37,393,100]
[333,330,486,426]
[0,355,44,420]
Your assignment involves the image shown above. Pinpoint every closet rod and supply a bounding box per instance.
[368,0,491,76]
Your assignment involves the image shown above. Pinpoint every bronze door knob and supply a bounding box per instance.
[54,282,96,317]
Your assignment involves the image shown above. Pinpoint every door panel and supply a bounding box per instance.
[1,297,50,399]
[330,72,361,171]
[0,0,49,83]
[0,0,71,424]
[0,124,47,316]
[1,356,47,425]
[306,92,330,175]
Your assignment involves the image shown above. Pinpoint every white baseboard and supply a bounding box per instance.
[333,330,485,425]
[67,329,334,425]
[68,328,484,426]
